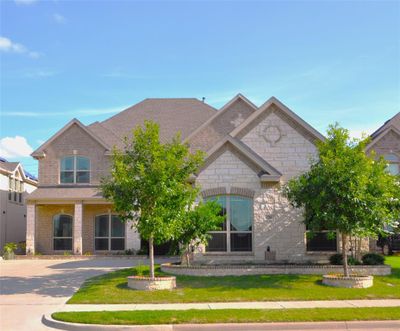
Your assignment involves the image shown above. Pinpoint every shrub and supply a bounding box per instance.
[329,253,361,265]
[362,253,385,265]
[3,242,17,254]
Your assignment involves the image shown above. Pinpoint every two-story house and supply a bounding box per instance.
[27,95,345,263]
[367,112,400,253]
[0,157,37,250]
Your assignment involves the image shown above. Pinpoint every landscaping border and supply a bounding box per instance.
[161,263,391,276]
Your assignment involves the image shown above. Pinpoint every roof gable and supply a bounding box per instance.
[185,94,257,144]
[230,97,325,144]
[366,125,400,152]
[32,119,110,158]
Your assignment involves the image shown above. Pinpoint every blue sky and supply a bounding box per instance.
[1,0,399,176]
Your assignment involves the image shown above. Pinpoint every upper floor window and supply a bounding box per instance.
[384,154,399,176]
[205,195,253,252]
[8,176,24,203]
[60,156,90,184]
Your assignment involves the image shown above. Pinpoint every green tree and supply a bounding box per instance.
[284,124,400,277]
[177,200,225,266]
[101,121,205,279]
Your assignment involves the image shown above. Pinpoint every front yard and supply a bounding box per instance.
[68,256,400,304]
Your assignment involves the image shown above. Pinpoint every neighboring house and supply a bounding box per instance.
[366,112,400,253]
[27,95,346,263]
[0,157,37,250]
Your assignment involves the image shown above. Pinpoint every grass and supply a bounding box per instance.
[67,256,400,304]
[53,307,400,325]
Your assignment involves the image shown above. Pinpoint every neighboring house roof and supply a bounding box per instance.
[370,112,400,139]
[27,186,103,202]
[100,98,217,146]
[0,158,38,184]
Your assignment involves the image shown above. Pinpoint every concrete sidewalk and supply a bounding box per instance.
[60,299,400,312]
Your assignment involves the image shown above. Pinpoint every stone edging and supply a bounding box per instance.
[161,263,391,276]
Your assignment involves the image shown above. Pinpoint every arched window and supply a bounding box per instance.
[95,214,125,251]
[384,154,399,175]
[53,214,73,250]
[60,156,90,183]
[206,195,253,252]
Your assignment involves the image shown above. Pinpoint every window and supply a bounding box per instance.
[8,176,23,203]
[53,214,73,250]
[60,156,90,184]
[206,195,253,252]
[306,230,337,252]
[384,154,399,176]
[95,214,125,251]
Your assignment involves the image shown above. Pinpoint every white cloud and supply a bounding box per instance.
[0,136,34,158]
[24,69,58,78]
[53,13,66,24]
[14,0,38,5]
[0,36,42,58]
[1,105,128,118]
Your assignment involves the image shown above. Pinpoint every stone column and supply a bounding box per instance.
[26,203,36,255]
[73,202,83,255]
[126,221,141,252]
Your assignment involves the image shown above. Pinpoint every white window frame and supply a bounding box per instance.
[94,213,126,251]
[60,156,90,184]
[206,195,253,253]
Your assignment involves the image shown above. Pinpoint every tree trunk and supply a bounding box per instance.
[186,248,191,267]
[342,233,349,278]
[149,235,155,279]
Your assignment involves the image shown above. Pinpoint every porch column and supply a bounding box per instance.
[26,203,36,255]
[126,221,141,252]
[73,202,83,255]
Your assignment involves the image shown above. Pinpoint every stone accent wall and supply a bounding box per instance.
[162,263,391,276]
[241,111,318,180]
[197,149,261,191]
[38,123,110,186]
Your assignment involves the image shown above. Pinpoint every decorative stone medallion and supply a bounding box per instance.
[261,126,284,146]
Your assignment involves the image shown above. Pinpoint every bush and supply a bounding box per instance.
[3,242,17,254]
[329,253,361,265]
[362,253,385,265]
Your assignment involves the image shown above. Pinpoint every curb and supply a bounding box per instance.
[42,315,400,331]
[42,314,173,330]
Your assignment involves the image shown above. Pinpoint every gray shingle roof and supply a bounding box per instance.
[27,187,103,201]
[371,112,400,138]
[98,98,217,146]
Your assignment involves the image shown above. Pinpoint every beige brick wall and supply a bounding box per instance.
[38,123,110,186]
[35,204,116,254]
[369,130,400,157]
[36,204,74,254]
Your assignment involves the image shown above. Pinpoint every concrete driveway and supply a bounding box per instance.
[0,257,174,331]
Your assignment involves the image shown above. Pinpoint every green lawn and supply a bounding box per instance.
[53,307,400,325]
[68,256,400,304]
